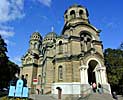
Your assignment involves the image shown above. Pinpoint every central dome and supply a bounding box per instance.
[44,32,57,41]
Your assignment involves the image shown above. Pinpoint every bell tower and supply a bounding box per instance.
[64,4,89,24]
[21,32,42,89]
[29,32,42,55]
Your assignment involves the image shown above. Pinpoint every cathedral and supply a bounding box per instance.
[20,4,111,97]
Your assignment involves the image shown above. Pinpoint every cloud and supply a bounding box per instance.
[0,30,14,37]
[37,0,52,7]
[0,28,15,46]
[0,24,15,46]
[0,0,25,23]
[4,38,16,46]
[0,0,25,46]
[0,24,15,38]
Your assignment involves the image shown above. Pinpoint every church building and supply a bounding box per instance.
[20,4,111,96]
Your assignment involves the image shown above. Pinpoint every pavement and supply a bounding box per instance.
[29,94,56,100]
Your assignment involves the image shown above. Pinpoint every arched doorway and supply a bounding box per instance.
[88,60,98,85]
[56,87,62,99]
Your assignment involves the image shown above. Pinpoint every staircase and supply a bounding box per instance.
[29,93,122,100]
[117,95,123,100]
[77,93,114,100]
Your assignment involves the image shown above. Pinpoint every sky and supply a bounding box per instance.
[0,0,123,66]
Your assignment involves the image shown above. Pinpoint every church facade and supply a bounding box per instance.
[20,4,111,96]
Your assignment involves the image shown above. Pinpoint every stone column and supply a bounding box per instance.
[80,65,88,84]
[102,69,107,84]
[98,70,102,84]
[80,68,84,84]
[97,67,106,84]
[95,71,99,84]
[99,70,102,83]
[84,68,88,84]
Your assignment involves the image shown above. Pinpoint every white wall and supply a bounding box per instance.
[52,82,81,94]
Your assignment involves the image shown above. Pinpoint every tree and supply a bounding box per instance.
[119,42,123,50]
[0,35,9,88]
[8,60,20,81]
[0,35,19,89]
[104,48,123,95]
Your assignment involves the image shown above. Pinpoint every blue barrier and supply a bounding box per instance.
[22,87,28,98]
[8,86,15,97]
[8,79,28,98]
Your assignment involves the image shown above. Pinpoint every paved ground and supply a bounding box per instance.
[29,94,123,100]
[29,94,56,100]
[0,93,122,100]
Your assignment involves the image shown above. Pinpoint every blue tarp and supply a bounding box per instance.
[22,87,29,98]
[8,86,15,97]
[15,79,23,97]
[8,79,29,98]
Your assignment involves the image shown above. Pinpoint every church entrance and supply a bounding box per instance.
[88,60,98,85]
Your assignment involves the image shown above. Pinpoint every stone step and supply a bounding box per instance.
[29,93,122,100]
[117,95,123,100]
[78,93,114,100]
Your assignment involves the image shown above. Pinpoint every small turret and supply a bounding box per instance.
[29,32,42,55]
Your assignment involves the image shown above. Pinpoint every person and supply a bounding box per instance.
[21,75,27,87]
[36,89,40,94]
[112,92,118,100]
[92,82,97,93]
[98,83,103,94]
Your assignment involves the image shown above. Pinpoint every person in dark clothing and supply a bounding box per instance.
[10,76,18,86]
[112,92,118,100]
[98,83,103,94]
[21,75,27,87]
[92,82,97,93]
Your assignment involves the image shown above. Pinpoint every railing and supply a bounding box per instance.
[78,86,111,100]
[78,87,92,100]
[102,87,111,93]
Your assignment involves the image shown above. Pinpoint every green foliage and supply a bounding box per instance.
[8,60,20,80]
[0,35,8,88]
[0,35,19,89]
[104,48,123,94]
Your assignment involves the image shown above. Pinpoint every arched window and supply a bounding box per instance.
[70,10,75,19]
[34,42,37,49]
[30,42,33,49]
[59,41,63,54]
[79,10,83,18]
[65,15,68,19]
[80,32,92,52]
[34,42,39,49]
[58,66,63,80]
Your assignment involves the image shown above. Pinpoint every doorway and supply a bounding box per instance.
[56,87,62,99]
[88,60,98,85]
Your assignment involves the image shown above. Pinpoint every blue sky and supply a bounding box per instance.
[0,0,122,65]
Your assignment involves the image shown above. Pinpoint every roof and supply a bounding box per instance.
[64,4,85,14]
[30,32,42,41]
[44,32,57,40]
